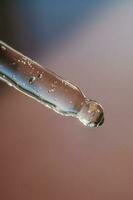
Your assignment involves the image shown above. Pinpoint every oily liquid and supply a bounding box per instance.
[0,41,104,128]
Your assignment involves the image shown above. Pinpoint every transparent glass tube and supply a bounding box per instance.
[0,41,104,128]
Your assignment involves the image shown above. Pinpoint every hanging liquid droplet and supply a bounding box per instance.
[78,99,104,127]
[0,41,104,128]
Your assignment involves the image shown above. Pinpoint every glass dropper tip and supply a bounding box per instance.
[77,99,104,128]
[0,41,104,128]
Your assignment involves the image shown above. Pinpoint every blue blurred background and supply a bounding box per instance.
[0,0,111,55]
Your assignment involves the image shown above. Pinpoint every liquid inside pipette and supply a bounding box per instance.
[0,41,104,128]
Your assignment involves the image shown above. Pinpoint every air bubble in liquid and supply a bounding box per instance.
[29,76,36,84]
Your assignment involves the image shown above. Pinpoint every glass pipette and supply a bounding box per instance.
[0,41,104,128]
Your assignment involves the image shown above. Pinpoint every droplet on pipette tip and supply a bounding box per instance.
[78,99,104,128]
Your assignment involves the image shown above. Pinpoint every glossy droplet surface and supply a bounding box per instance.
[78,99,104,127]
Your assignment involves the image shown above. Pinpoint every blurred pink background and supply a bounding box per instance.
[1,1,133,199]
